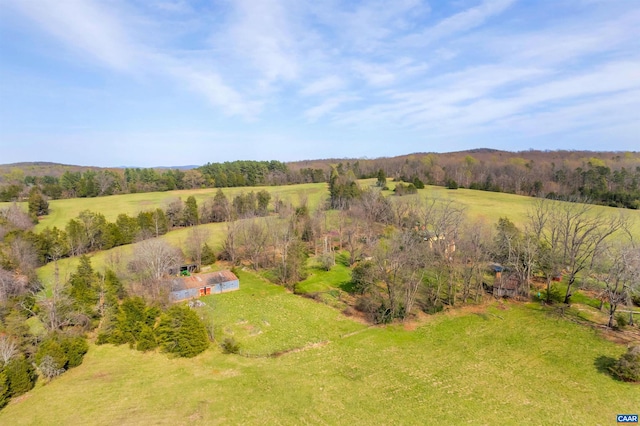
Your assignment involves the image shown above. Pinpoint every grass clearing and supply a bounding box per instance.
[1,271,636,425]
[0,182,329,232]
[3,180,637,234]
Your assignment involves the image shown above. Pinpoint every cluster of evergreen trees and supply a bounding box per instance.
[0,161,291,202]
[0,245,211,409]
[97,297,209,358]
[28,189,271,266]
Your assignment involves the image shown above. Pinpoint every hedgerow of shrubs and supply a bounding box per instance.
[98,298,209,358]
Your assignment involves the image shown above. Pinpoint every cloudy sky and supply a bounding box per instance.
[0,0,639,167]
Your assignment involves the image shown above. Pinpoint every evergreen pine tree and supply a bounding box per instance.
[68,255,99,316]
[0,372,9,409]
[183,196,199,226]
[4,356,36,397]
[156,306,209,358]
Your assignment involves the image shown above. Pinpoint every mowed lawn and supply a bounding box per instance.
[1,270,637,425]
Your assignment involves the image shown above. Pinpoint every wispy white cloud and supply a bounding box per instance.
[221,0,300,86]
[407,0,516,45]
[300,76,345,96]
[304,95,359,122]
[4,0,137,71]
[2,0,640,164]
[311,0,428,53]
[3,0,260,117]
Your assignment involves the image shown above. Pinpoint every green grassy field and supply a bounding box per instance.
[5,182,640,424]
[1,270,637,425]
[0,182,329,232]
[3,180,636,234]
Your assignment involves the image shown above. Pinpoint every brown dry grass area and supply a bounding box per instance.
[598,326,640,345]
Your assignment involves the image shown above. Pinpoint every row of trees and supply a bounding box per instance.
[3,188,273,272]
[0,205,95,407]
[0,161,291,202]
[4,151,638,209]
[289,150,640,209]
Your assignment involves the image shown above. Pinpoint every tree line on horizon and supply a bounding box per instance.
[1,150,639,209]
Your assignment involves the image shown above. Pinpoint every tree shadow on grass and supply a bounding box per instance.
[594,355,618,379]
[339,280,356,293]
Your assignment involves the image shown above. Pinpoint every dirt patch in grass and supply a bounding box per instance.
[8,393,31,406]
[599,327,640,345]
[271,340,330,357]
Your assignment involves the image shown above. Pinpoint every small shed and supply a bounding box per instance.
[493,274,520,298]
[170,270,239,302]
[168,263,198,276]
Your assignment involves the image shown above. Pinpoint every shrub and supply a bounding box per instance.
[221,337,241,354]
[615,313,628,329]
[542,284,564,304]
[394,183,417,196]
[3,357,36,397]
[610,345,640,382]
[35,339,68,372]
[351,261,374,294]
[59,336,88,369]
[38,356,65,381]
[135,325,158,352]
[422,302,444,315]
[319,252,334,271]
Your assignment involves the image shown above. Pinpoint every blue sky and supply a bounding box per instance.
[0,0,639,167]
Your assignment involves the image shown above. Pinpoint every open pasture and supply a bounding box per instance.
[3,180,637,235]
[0,182,329,231]
[1,270,637,425]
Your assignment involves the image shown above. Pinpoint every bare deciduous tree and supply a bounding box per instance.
[458,221,491,303]
[238,219,271,270]
[9,237,39,274]
[221,220,239,264]
[0,268,28,302]
[128,238,183,299]
[35,282,74,332]
[421,198,466,305]
[0,204,34,231]
[0,335,18,366]
[529,198,626,304]
[186,226,211,268]
[592,241,640,328]
[130,238,183,281]
[370,230,426,321]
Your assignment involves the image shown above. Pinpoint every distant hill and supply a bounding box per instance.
[0,162,200,180]
[147,165,200,170]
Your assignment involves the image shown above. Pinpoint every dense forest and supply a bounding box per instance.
[2,150,639,209]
